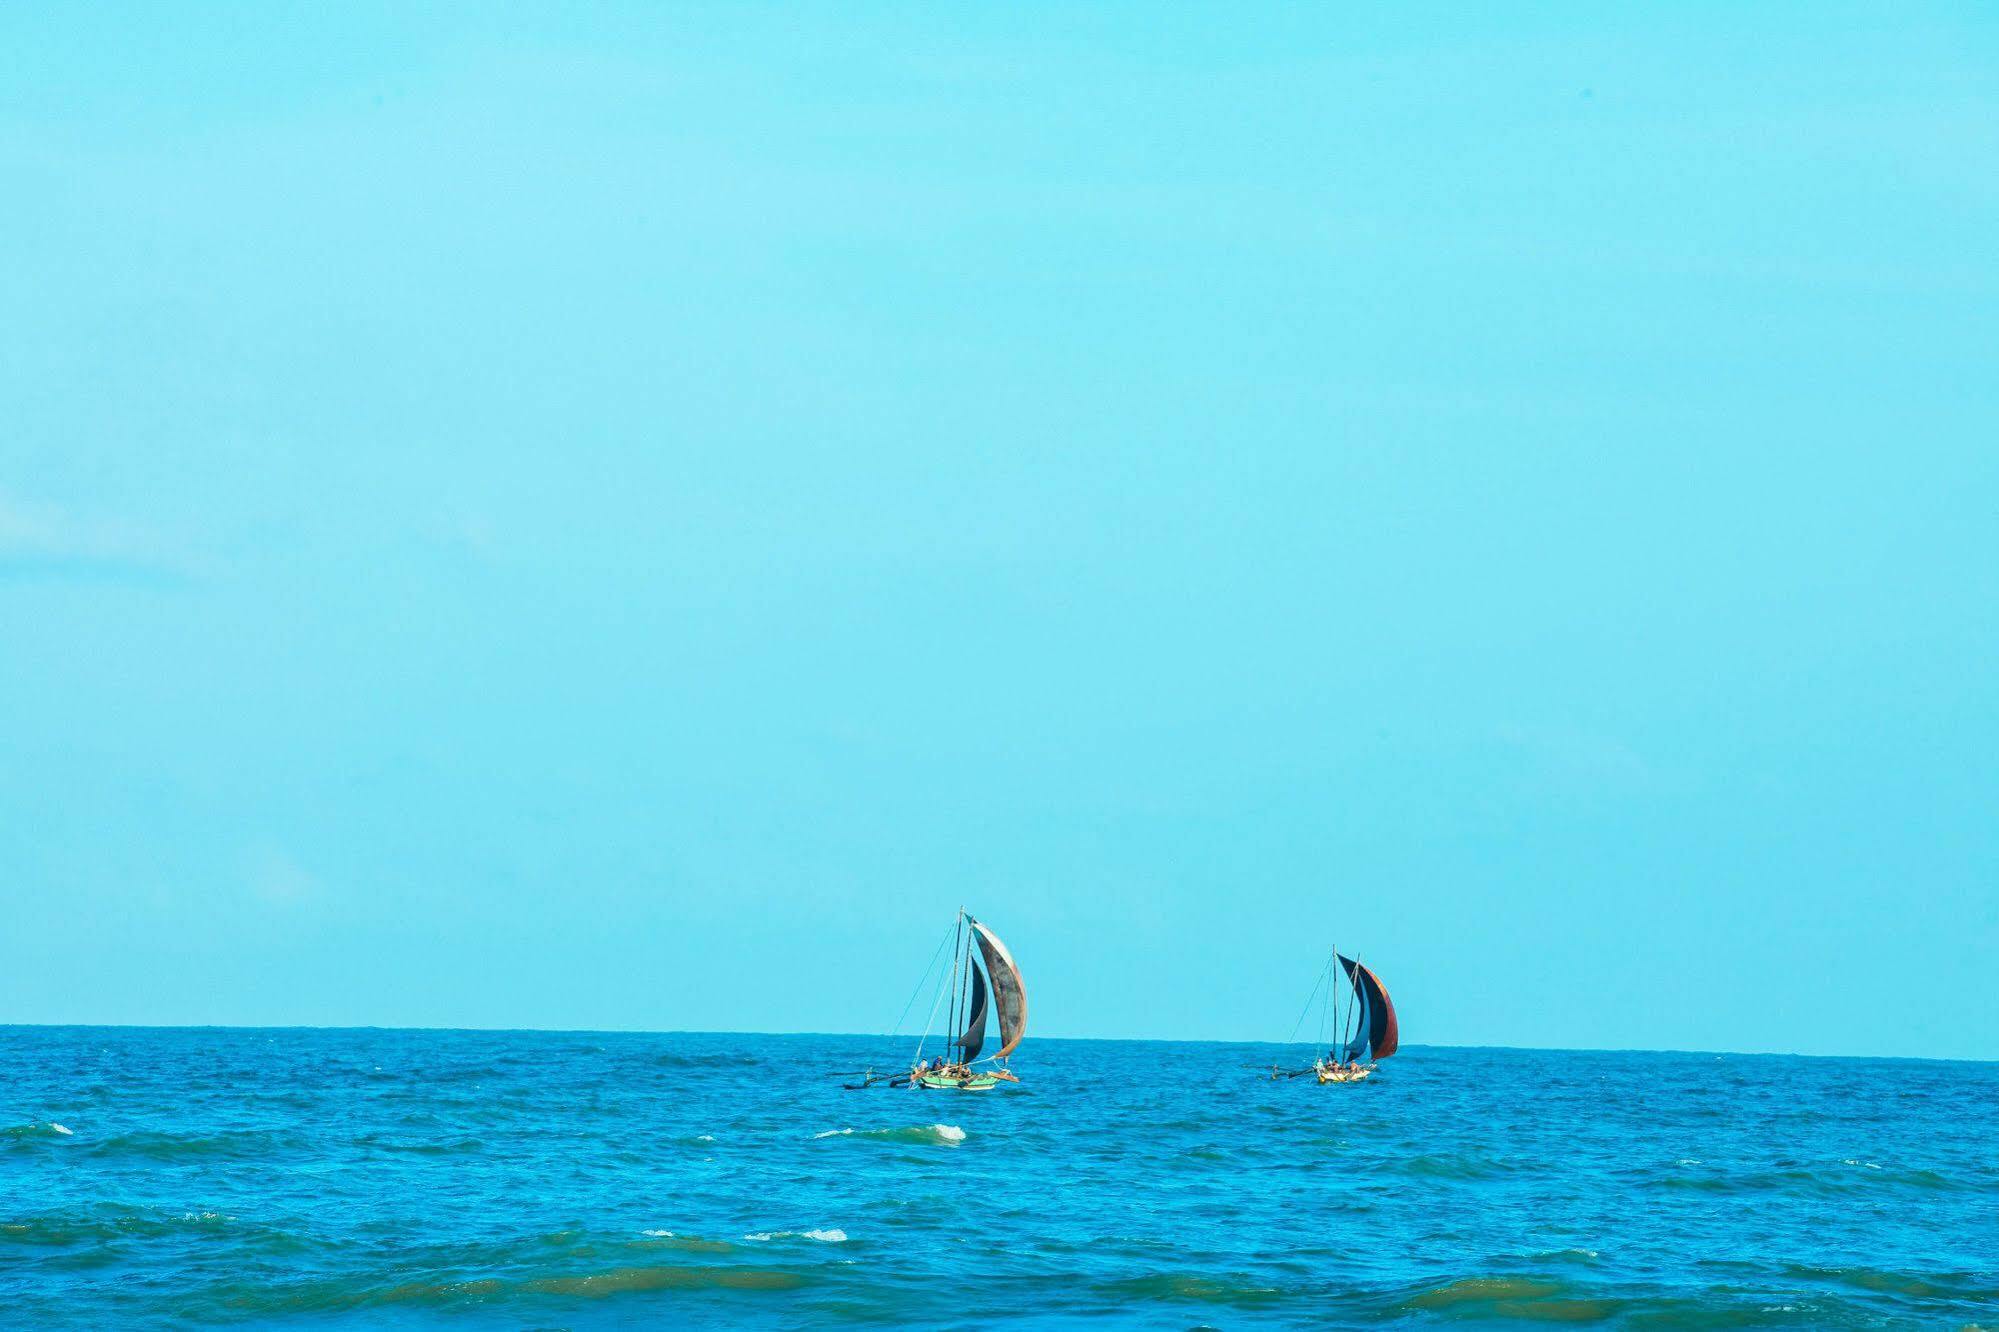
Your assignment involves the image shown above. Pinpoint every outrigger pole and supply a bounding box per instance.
[835,1069,919,1091]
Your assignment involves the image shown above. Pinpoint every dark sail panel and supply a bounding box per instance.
[968,918,1028,1058]
[1338,954,1400,1060]
[1336,981,1370,1062]
[955,961,989,1062]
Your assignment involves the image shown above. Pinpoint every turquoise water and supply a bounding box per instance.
[3,1028,1995,1327]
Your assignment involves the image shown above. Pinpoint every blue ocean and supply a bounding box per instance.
[3,1028,1994,1327]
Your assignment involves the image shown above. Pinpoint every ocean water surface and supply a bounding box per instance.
[3,1028,1995,1327]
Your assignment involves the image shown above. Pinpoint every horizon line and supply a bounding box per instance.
[2,1022,1991,1067]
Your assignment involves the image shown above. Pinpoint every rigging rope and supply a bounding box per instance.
[1285,953,1336,1047]
[911,921,961,1064]
[890,919,957,1040]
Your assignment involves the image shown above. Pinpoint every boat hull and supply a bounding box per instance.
[1316,1065,1374,1084]
[916,1073,1000,1091]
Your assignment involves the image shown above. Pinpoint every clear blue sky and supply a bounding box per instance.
[3,4,1994,1059]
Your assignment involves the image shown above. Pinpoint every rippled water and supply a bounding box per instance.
[3,1028,1995,1326]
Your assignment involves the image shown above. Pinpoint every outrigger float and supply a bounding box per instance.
[840,909,1028,1092]
[1268,950,1399,1085]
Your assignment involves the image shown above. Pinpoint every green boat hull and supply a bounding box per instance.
[916,1073,1000,1091]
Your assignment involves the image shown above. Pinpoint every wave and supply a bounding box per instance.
[1400,1276,1623,1321]
[1390,1152,1517,1181]
[420,1065,512,1084]
[743,1229,847,1243]
[350,1134,487,1156]
[1529,1248,1601,1265]
[1654,1163,1966,1196]
[1,1122,72,1141]
[652,1052,759,1069]
[520,1264,805,1297]
[813,1124,965,1145]
[199,1262,807,1315]
[1393,1275,1862,1325]
[636,1233,735,1254]
[1781,1263,1999,1302]
[1405,1277,1567,1308]
[1095,1273,1289,1307]
[1,1207,241,1248]
[86,1129,300,1162]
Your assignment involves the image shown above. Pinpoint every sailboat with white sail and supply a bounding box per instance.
[844,908,1029,1091]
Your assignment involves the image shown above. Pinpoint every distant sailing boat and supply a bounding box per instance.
[845,909,1029,1091]
[1275,951,1399,1084]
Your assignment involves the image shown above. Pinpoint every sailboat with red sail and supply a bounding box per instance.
[1275,950,1399,1084]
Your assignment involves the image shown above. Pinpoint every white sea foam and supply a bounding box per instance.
[695,1134,715,1143]
[813,1124,965,1145]
[642,1229,675,1238]
[49,1123,72,1136]
[743,1228,848,1243]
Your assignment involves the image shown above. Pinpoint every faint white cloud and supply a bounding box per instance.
[1491,722,1653,791]
[0,489,197,583]
[243,845,321,907]
[420,503,502,564]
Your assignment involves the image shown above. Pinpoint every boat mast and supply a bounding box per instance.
[1329,943,1339,1060]
[1321,945,1333,1056]
[944,908,964,1067]
[961,929,975,1062]
[1349,954,1366,1061]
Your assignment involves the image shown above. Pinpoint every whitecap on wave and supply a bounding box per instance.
[813,1124,965,1145]
[744,1228,847,1243]
[2,1122,74,1139]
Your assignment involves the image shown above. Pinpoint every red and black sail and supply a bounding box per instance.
[1336,954,1400,1060]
